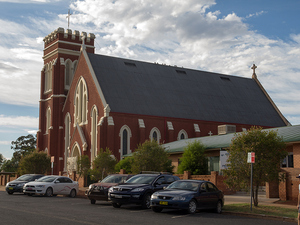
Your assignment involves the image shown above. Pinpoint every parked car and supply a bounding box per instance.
[5,174,44,195]
[86,174,133,204]
[150,180,224,214]
[108,172,179,209]
[23,175,78,197]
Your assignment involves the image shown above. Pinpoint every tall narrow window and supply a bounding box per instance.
[122,129,128,156]
[46,107,51,134]
[44,63,52,93]
[65,60,72,87]
[64,114,71,171]
[120,125,131,158]
[152,131,157,141]
[91,106,98,163]
[74,77,88,125]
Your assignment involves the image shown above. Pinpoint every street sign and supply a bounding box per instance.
[247,152,255,163]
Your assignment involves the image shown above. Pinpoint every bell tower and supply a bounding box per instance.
[37,28,95,174]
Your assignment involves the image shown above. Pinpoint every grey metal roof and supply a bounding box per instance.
[163,125,300,154]
[87,53,287,127]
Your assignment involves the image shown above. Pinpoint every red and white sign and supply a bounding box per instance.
[247,152,255,163]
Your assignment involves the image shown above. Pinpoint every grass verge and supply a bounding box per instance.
[223,203,297,220]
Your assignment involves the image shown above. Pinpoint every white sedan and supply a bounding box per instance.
[23,175,78,197]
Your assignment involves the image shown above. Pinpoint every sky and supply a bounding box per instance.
[0,0,299,160]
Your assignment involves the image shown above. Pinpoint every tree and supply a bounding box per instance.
[223,126,287,206]
[131,140,174,174]
[18,151,51,175]
[177,140,208,175]
[90,148,117,181]
[1,158,18,172]
[77,155,91,185]
[11,134,37,164]
[0,153,4,168]
[115,156,134,174]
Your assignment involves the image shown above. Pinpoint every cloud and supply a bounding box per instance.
[0,0,61,3]
[0,115,38,129]
[246,11,267,19]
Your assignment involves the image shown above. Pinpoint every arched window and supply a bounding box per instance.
[90,106,98,163]
[46,107,51,134]
[177,129,188,140]
[74,77,88,125]
[119,125,132,158]
[44,62,52,93]
[65,59,78,90]
[64,113,71,171]
[149,127,161,143]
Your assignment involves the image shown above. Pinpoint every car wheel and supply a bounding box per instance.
[45,187,53,197]
[112,203,122,208]
[142,193,151,209]
[151,207,163,213]
[27,193,33,196]
[91,199,96,204]
[69,189,76,198]
[215,200,222,214]
[187,199,197,214]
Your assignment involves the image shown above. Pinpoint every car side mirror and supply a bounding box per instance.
[163,186,167,190]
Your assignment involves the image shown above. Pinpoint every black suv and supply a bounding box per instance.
[108,173,179,209]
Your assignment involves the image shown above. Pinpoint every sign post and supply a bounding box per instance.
[247,152,255,211]
[51,156,55,175]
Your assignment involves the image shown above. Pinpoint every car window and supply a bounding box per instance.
[165,176,175,184]
[16,175,33,181]
[64,178,73,183]
[207,182,218,192]
[37,176,57,182]
[200,182,207,192]
[126,175,156,184]
[57,178,65,183]
[155,177,166,185]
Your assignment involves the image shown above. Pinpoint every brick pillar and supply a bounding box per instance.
[119,169,126,174]
[266,181,279,198]
[183,171,191,180]
[279,172,287,201]
[211,171,218,186]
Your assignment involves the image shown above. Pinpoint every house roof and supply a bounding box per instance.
[163,125,300,154]
[87,53,287,127]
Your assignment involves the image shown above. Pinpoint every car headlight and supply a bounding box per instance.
[6,183,10,187]
[151,194,158,200]
[89,184,94,190]
[172,196,186,201]
[108,187,114,193]
[131,188,144,192]
[36,185,45,188]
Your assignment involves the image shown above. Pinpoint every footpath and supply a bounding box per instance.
[0,186,297,223]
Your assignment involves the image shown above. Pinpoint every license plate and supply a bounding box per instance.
[159,201,168,205]
[9,187,13,190]
[115,195,122,199]
[27,188,32,190]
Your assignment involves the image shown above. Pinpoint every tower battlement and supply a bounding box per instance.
[43,27,95,47]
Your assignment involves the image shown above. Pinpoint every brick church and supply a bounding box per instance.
[37,28,289,175]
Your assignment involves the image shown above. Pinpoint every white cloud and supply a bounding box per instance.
[246,11,267,19]
[0,115,38,129]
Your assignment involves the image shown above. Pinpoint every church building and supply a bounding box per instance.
[37,28,289,175]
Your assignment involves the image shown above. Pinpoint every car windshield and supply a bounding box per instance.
[125,175,156,184]
[16,175,34,182]
[36,176,57,183]
[167,181,199,191]
[101,175,126,183]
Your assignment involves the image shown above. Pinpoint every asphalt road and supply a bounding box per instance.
[0,192,296,225]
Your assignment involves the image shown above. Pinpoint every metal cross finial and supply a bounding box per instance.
[251,64,257,75]
[66,9,72,29]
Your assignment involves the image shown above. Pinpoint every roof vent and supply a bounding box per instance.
[218,125,236,135]
[220,77,230,81]
[176,70,186,74]
[124,62,136,67]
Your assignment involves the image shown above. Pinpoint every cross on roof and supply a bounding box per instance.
[251,64,257,75]
[208,131,213,136]
[66,9,72,29]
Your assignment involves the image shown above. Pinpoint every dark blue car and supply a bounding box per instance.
[6,174,44,195]
[108,173,179,209]
[150,180,224,214]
